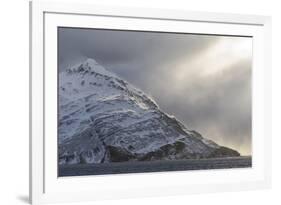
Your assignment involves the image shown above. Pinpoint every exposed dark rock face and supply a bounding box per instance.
[208,146,240,158]
[58,58,240,165]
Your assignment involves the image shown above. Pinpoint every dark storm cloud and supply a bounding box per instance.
[58,28,217,72]
[58,27,252,155]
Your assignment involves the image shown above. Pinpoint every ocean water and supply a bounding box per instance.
[59,156,252,177]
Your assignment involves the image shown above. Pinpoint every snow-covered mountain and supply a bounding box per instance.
[58,58,240,165]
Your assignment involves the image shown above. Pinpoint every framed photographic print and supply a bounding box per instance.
[29,1,271,204]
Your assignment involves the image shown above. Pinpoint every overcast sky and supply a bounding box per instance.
[58,27,252,155]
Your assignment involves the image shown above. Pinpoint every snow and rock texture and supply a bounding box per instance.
[58,58,240,165]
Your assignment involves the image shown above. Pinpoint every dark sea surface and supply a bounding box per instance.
[59,156,252,177]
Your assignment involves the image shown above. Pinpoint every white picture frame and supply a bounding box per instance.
[29,1,272,204]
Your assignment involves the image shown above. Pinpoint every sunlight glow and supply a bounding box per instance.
[173,37,252,85]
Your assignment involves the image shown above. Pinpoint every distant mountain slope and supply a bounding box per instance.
[58,58,240,165]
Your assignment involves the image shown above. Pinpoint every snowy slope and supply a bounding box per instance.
[58,58,240,165]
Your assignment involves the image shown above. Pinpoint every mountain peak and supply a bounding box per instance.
[66,58,117,78]
[84,58,98,65]
[59,58,241,165]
